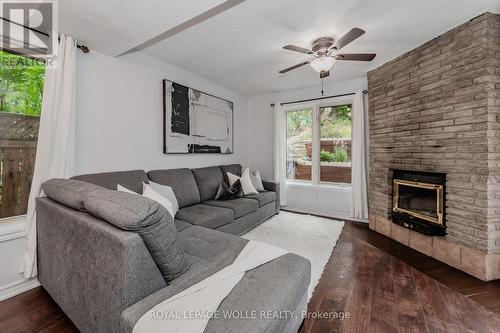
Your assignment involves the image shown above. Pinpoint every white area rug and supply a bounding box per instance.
[242,211,344,301]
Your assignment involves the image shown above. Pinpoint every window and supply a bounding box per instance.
[319,105,352,184]
[285,100,352,186]
[286,109,312,181]
[0,50,45,219]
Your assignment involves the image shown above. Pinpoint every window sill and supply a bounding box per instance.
[286,181,352,193]
[0,215,27,242]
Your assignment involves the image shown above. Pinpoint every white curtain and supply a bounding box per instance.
[273,102,287,206]
[23,35,78,278]
[350,90,369,219]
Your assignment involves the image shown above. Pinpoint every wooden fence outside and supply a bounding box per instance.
[305,139,352,159]
[0,113,39,219]
[293,163,352,184]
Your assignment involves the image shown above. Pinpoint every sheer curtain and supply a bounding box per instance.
[23,35,78,278]
[273,102,287,206]
[350,90,369,219]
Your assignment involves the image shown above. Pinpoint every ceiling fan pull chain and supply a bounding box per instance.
[321,78,324,96]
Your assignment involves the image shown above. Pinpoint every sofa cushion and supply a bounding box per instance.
[42,178,104,211]
[176,204,233,229]
[245,191,276,207]
[191,166,224,202]
[204,198,258,219]
[84,188,188,282]
[72,170,148,194]
[147,168,200,208]
[204,252,310,333]
[219,164,242,185]
[174,219,192,232]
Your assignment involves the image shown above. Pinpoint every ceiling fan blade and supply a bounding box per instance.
[335,53,376,61]
[333,28,365,50]
[283,45,315,55]
[320,70,330,79]
[279,61,310,74]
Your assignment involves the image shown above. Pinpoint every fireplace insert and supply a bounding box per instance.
[392,170,446,236]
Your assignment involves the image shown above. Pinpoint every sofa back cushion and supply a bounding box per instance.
[42,178,104,211]
[84,188,188,282]
[72,170,148,194]
[191,166,224,202]
[147,168,200,208]
[219,164,242,185]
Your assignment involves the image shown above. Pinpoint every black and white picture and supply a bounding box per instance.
[163,80,234,154]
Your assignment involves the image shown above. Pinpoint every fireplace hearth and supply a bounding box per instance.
[392,170,446,236]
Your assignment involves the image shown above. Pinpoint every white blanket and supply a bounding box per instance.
[133,240,288,333]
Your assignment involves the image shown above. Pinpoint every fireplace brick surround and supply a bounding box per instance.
[367,13,500,280]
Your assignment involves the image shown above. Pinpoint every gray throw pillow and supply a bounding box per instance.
[42,178,104,211]
[84,188,188,282]
[215,179,243,200]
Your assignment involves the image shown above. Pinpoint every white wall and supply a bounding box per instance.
[76,51,249,174]
[246,77,368,219]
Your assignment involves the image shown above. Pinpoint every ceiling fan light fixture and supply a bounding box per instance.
[310,56,335,73]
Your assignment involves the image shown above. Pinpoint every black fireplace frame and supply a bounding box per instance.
[391,169,446,236]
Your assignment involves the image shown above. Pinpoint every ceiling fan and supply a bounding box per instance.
[279,28,376,78]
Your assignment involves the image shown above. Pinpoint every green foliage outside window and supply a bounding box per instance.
[332,147,348,162]
[320,104,351,139]
[286,109,312,138]
[320,150,334,162]
[320,148,349,163]
[0,51,45,116]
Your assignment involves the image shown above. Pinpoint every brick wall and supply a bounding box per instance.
[367,13,500,254]
[487,13,500,252]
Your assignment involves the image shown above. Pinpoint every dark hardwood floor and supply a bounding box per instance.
[1,221,500,333]
[299,222,500,333]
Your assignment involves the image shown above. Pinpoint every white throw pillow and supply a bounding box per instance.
[250,170,265,192]
[145,181,179,216]
[117,184,138,195]
[117,184,175,219]
[227,168,258,196]
[142,184,175,218]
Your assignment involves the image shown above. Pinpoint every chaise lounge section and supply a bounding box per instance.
[37,164,310,333]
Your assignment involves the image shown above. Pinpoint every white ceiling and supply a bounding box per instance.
[60,0,500,97]
[59,0,225,56]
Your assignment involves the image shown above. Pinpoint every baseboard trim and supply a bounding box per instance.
[0,215,26,243]
[282,205,368,223]
[0,278,40,301]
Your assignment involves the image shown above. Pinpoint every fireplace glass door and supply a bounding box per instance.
[393,179,444,225]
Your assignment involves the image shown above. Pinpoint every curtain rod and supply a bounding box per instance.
[1,17,90,53]
[270,89,368,107]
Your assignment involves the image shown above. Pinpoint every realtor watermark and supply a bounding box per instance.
[1,0,58,67]
[148,310,351,321]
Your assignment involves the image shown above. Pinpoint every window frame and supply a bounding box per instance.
[284,104,314,183]
[0,49,45,224]
[284,95,353,188]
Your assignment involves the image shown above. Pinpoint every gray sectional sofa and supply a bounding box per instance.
[36,164,311,333]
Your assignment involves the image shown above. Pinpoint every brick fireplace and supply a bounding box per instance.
[367,13,500,280]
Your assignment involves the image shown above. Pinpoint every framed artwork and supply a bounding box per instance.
[163,80,234,154]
